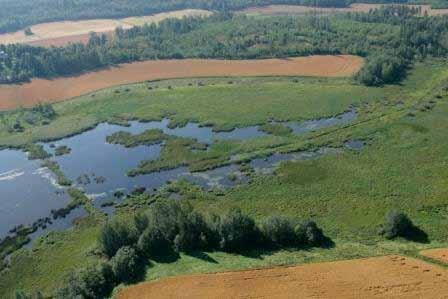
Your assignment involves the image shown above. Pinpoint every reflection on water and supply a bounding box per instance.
[285,110,357,134]
[250,148,342,175]
[24,206,88,247]
[345,140,365,150]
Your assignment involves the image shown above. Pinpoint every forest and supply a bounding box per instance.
[0,6,447,86]
[3,0,444,34]
[0,0,349,34]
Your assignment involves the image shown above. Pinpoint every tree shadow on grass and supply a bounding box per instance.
[319,234,336,249]
[131,256,150,283]
[403,225,430,244]
[150,249,180,264]
[239,249,264,260]
[186,251,219,264]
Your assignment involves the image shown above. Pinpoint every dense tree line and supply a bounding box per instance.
[4,0,436,35]
[347,6,448,85]
[56,200,330,298]
[1,8,448,86]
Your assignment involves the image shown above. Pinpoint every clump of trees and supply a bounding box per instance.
[98,220,138,258]
[56,200,330,298]
[6,104,57,133]
[355,54,408,86]
[379,211,428,243]
[24,28,33,36]
[56,263,114,299]
[110,246,142,283]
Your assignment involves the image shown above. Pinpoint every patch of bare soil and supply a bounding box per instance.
[119,255,448,299]
[421,248,448,264]
[0,55,363,111]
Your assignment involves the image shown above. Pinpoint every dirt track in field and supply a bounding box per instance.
[238,3,448,16]
[0,9,211,47]
[119,255,448,299]
[0,55,363,111]
[421,248,448,264]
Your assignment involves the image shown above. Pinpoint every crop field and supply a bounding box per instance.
[238,4,448,16]
[421,248,448,264]
[0,55,363,111]
[119,255,448,299]
[0,9,212,47]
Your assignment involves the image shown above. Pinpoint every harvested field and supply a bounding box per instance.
[119,255,448,299]
[421,248,448,264]
[0,9,211,47]
[239,3,448,16]
[0,55,363,111]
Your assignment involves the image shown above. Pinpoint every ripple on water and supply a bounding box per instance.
[0,150,70,239]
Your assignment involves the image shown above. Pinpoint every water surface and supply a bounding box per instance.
[0,110,359,241]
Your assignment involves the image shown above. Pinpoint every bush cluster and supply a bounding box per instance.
[56,263,114,299]
[379,211,428,243]
[57,200,330,298]
[355,54,407,86]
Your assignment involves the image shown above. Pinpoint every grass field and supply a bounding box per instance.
[0,9,212,47]
[1,60,448,297]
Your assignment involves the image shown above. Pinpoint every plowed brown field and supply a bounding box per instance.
[421,248,448,264]
[0,55,363,111]
[119,255,448,299]
[0,9,211,47]
[239,4,448,16]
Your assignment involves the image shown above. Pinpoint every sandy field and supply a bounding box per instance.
[119,255,448,299]
[421,248,448,264]
[239,3,448,16]
[0,55,363,111]
[0,9,212,47]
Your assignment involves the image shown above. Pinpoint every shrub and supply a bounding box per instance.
[216,209,260,253]
[204,213,221,249]
[99,220,137,258]
[137,224,172,258]
[110,246,141,283]
[14,290,43,299]
[174,210,210,252]
[32,103,57,119]
[56,263,114,299]
[295,220,326,247]
[379,211,428,243]
[24,27,33,36]
[261,216,296,248]
[134,212,149,234]
[146,200,184,241]
[355,54,407,86]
